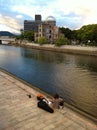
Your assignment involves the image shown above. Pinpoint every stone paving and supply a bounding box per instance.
[0,70,97,130]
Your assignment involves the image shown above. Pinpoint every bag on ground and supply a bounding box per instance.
[37,100,54,113]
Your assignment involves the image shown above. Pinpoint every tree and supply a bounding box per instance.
[92,27,97,46]
[38,36,48,45]
[16,29,34,42]
[20,29,24,35]
[59,27,77,44]
[59,27,74,40]
[76,24,97,46]
[55,34,68,46]
[18,29,24,40]
[20,29,25,39]
[24,30,34,42]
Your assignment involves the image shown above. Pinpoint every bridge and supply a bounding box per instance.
[0,38,16,44]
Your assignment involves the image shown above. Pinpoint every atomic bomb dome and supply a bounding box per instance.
[45,16,56,25]
[33,14,59,43]
[46,16,56,21]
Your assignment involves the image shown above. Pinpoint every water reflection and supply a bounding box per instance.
[21,48,65,64]
[75,55,97,72]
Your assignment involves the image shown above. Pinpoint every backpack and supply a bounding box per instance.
[37,100,54,113]
[37,93,44,101]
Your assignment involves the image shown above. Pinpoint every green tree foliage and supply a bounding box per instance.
[93,28,97,41]
[24,30,34,42]
[71,30,77,40]
[59,27,77,45]
[76,24,97,46]
[59,24,97,46]
[16,29,24,40]
[38,36,48,45]
[20,29,25,39]
[59,27,72,39]
[17,29,34,42]
[55,34,68,46]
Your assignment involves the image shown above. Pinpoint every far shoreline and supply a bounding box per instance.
[2,41,97,56]
[16,42,97,57]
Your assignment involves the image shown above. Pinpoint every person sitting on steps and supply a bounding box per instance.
[51,93,64,109]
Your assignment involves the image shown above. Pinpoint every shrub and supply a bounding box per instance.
[55,34,68,46]
[38,37,48,45]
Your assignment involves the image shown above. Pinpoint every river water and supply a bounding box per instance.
[0,45,97,120]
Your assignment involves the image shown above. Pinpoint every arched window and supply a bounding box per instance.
[49,35,51,38]
[49,30,51,33]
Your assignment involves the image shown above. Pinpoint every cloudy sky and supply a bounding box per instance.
[0,0,97,34]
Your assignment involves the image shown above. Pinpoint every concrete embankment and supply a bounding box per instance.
[0,69,97,130]
[16,43,97,57]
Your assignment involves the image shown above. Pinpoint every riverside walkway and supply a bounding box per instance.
[0,70,97,130]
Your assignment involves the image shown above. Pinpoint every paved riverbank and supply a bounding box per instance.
[19,43,97,56]
[0,70,97,130]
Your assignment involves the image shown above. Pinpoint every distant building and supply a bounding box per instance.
[24,15,59,43]
[35,16,59,43]
[24,15,42,32]
[35,15,41,22]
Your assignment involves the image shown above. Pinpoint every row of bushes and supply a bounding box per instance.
[38,34,68,46]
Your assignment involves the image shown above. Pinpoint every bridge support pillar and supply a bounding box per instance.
[0,40,2,44]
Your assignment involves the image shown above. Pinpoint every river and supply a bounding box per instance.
[0,45,97,120]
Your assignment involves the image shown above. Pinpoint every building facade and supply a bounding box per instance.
[24,15,42,32]
[35,16,59,43]
[24,15,59,43]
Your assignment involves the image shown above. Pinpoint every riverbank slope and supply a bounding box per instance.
[15,42,97,57]
[0,69,97,130]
